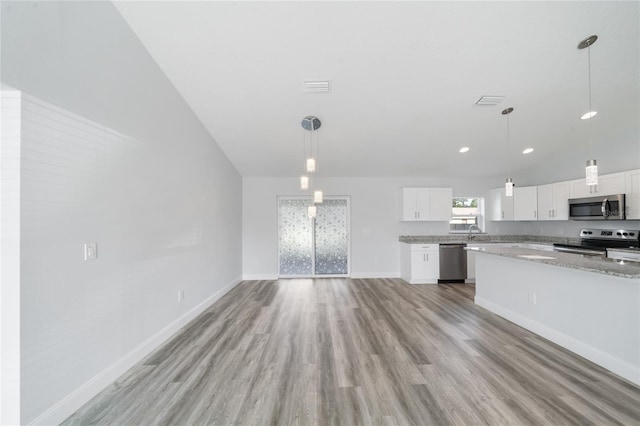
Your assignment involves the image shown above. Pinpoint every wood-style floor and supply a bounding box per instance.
[63,278,640,425]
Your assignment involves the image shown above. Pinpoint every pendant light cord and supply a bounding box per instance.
[316,125,320,174]
[587,44,593,156]
[303,126,307,169]
[506,112,511,179]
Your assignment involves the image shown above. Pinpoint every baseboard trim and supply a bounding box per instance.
[30,276,243,426]
[475,296,640,386]
[242,273,402,280]
[242,274,278,281]
[349,272,400,279]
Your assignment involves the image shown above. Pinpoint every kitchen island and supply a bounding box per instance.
[472,246,640,386]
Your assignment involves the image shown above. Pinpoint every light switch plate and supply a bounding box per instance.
[84,242,97,261]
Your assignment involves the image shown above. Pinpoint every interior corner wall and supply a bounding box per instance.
[0,90,22,426]
[1,2,242,424]
[242,176,498,279]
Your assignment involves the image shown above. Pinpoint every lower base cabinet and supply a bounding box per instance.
[400,243,440,284]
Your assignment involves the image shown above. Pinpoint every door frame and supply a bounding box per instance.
[277,195,351,278]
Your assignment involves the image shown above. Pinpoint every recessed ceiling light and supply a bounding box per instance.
[459,146,470,153]
[581,111,597,120]
[522,148,534,154]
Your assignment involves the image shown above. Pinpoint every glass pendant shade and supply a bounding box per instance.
[505,178,514,197]
[314,190,323,204]
[579,36,599,189]
[307,205,317,218]
[306,158,316,173]
[300,175,309,190]
[586,159,598,186]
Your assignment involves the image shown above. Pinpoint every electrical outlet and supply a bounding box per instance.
[84,242,97,261]
[178,290,184,302]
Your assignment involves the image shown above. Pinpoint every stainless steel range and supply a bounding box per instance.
[553,229,640,257]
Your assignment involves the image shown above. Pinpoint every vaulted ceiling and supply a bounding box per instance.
[114,1,640,183]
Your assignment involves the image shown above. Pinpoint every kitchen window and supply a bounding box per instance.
[450,197,484,233]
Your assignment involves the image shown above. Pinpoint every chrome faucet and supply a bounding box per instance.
[468,224,480,240]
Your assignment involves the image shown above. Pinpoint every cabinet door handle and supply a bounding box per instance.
[423,254,426,262]
[502,211,504,219]
[534,210,537,218]
[426,254,428,261]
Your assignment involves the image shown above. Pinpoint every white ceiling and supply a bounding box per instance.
[114,1,640,181]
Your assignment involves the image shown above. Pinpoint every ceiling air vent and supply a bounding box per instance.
[304,80,331,94]
[476,96,505,106]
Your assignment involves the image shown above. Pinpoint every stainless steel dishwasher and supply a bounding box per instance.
[438,243,467,283]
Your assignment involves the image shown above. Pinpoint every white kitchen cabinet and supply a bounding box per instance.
[537,181,569,221]
[537,184,553,221]
[400,243,440,284]
[569,172,626,198]
[625,169,640,219]
[489,187,514,221]
[402,187,452,221]
[402,188,429,221]
[514,186,538,221]
[569,178,589,199]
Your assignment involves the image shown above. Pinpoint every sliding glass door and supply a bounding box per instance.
[278,196,350,277]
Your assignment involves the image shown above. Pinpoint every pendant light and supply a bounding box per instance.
[300,175,309,190]
[502,107,515,197]
[300,116,323,219]
[302,116,321,174]
[300,116,320,189]
[306,158,316,173]
[578,35,598,186]
[307,205,317,218]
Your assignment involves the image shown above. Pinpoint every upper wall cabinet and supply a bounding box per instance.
[402,188,428,221]
[537,181,570,221]
[489,187,514,221]
[625,169,640,220]
[402,187,453,221]
[569,172,626,198]
[514,186,538,221]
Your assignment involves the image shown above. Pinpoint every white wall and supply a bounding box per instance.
[2,2,242,424]
[243,176,498,279]
[0,90,21,426]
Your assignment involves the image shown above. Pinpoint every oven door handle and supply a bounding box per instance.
[601,198,610,217]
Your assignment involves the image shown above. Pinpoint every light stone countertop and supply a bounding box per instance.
[398,234,579,245]
[468,245,640,280]
[606,247,640,255]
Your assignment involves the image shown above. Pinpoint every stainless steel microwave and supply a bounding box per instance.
[568,194,625,220]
